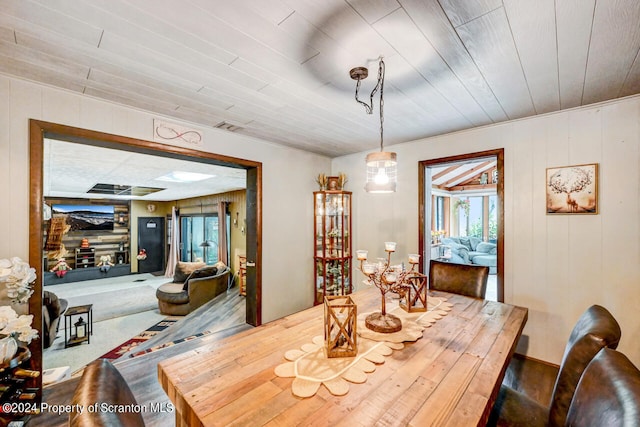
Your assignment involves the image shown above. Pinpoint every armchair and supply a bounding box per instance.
[42,290,68,349]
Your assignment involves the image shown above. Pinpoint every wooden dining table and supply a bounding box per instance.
[158,287,527,427]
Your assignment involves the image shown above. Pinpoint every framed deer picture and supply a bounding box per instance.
[546,163,598,214]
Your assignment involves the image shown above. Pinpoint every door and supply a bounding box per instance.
[138,217,165,274]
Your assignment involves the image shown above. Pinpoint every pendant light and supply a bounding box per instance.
[350,58,397,193]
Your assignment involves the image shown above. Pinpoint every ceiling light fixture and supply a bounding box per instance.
[350,57,397,193]
[155,171,215,183]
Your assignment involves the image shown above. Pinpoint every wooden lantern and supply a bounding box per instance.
[399,273,428,313]
[324,295,357,358]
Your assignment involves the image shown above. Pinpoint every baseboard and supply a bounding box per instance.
[513,352,560,370]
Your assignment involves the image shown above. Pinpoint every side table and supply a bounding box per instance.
[64,304,93,348]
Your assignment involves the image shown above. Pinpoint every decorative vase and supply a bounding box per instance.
[0,335,18,366]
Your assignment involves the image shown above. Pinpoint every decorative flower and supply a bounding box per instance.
[0,257,38,345]
[0,257,36,304]
[0,305,38,344]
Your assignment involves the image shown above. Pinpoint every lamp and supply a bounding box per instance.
[199,240,212,263]
[350,57,397,193]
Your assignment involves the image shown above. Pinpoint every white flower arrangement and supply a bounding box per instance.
[0,257,36,304]
[0,257,38,344]
[0,306,38,344]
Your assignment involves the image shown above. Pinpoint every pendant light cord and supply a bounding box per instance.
[378,59,385,152]
[353,58,386,152]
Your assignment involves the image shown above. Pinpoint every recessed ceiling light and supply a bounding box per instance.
[155,171,215,183]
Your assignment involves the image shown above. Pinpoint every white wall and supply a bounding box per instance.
[333,95,640,367]
[0,75,330,323]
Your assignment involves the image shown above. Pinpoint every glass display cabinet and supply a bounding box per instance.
[314,190,352,305]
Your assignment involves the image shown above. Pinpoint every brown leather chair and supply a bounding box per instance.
[566,348,640,427]
[42,290,68,348]
[69,359,145,426]
[428,260,489,299]
[487,304,622,427]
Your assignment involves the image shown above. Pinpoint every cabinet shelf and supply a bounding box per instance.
[313,190,352,305]
[75,247,95,268]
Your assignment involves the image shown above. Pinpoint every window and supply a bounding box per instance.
[456,195,497,241]
[488,195,498,242]
[180,213,229,264]
[434,196,445,231]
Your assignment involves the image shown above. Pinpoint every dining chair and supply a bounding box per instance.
[566,347,640,427]
[487,304,622,427]
[69,358,146,426]
[428,260,489,299]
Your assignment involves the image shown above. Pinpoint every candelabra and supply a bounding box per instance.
[356,243,422,333]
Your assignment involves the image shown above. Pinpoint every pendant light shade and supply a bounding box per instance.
[350,58,397,193]
[365,151,397,193]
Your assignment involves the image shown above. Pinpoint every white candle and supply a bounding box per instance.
[385,242,396,252]
[356,250,368,261]
[362,263,375,274]
[385,272,397,283]
[408,253,420,264]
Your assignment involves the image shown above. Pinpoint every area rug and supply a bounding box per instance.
[99,316,181,360]
[64,285,160,322]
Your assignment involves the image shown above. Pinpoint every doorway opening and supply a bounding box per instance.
[29,120,262,392]
[419,149,504,302]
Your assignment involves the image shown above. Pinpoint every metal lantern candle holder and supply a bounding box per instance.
[74,317,86,339]
[324,296,357,358]
[356,244,423,333]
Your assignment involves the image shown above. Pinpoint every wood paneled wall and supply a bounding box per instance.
[43,198,130,269]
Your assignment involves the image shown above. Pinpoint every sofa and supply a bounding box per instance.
[440,236,497,274]
[156,261,230,315]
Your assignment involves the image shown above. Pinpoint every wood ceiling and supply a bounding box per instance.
[1,0,639,157]
[431,160,497,193]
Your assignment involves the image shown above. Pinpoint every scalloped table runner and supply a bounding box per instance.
[274,297,453,397]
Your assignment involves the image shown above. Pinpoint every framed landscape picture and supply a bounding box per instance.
[546,163,598,214]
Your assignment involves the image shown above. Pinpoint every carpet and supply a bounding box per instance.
[99,316,180,360]
[64,285,159,322]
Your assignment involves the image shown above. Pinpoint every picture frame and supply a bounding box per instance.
[546,163,598,214]
[326,176,340,191]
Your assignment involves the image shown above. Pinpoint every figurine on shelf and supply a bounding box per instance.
[136,249,147,260]
[50,258,72,278]
[97,255,114,272]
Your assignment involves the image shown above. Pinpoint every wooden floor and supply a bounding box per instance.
[33,286,251,427]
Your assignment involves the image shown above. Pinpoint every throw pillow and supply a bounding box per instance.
[469,237,482,251]
[458,237,473,250]
[476,242,496,254]
[173,261,206,283]
[182,266,218,291]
